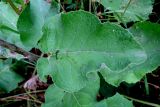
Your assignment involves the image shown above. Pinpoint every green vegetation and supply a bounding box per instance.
[0,0,160,107]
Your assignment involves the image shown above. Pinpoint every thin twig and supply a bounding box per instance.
[6,0,21,15]
[122,0,132,16]
[0,39,40,62]
[89,0,92,12]
[0,90,45,101]
[123,94,160,107]
[13,96,42,104]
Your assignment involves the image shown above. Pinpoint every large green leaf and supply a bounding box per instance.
[0,2,28,50]
[17,0,60,47]
[96,0,153,22]
[0,59,23,92]
[37,11,147,91]
[100,22,160,86]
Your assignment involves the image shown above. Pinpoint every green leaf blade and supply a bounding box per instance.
[42,77,100,107]
[0,2,28,50]
[38,11,147,91]
[97,0,153,22]
[17,0,60,47]
[42,79,133,107]
[96,93,133,107]
[0,59,23,92]
[129,22,160,80]
[101,22,160,86]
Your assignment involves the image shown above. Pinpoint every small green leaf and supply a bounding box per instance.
[17,0,60,47]
[96,93,133,107]
[0,59,23,92]
[96,0,153,22]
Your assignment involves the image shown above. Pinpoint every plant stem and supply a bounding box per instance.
[6,0,21,15]
[89,0,92,12]
[0,90,45,101]
[13,96,42,104]
[144,75,149,95]
[0,39,40,62]
[122,0,132,16]
[25,89,39,103]
[123,95,160,107]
